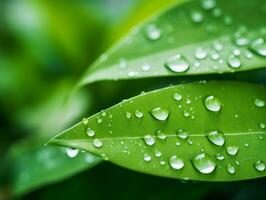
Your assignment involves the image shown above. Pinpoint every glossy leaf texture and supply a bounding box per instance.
[78,0,266,87]
[50,81,266,181]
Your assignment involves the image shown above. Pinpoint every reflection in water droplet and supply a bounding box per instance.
[169,155,184,170]
[254,160,265,172]
[226,146,239,156]
[165,54,190,73]
[143,135,155,146]
[254,98,265,107]
[192,153,216,174]
[86,128,95,137]
[204,95,222,112]
[206,130,225,146]
[226,164,236,174]
[249,38,266,56]
[93,139,103,148]
[227,55,241,68]
[66,148,79,158]
[150,107,170,121]
[145,24,161,41]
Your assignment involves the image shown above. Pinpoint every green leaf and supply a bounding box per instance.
[78,0,266,87]
[49,81,266,181]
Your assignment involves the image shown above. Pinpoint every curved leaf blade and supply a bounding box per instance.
[50,81,266,181]
[79,0,266,86]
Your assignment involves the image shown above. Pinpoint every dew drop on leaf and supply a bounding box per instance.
[165,54,190,73]
[227,55,241,68]
[177,130,189,139]
[150,107,170,121]
[125,112,132,119]
[144,153,152,162]
[169,155,184,170]
[156,130,167,140]
[226,163,236,174]
[145,24,161,41]
[135,110,144,118]
[206,130,225,146]
[201,0,216,10]
[143,135,155,146]
[259,122,265,129]
[190,10,204,23]
[249,38,266,56]
[204,95,222,112]
[254,160,265,172]
[86,128,95,137]
[154,149,162,158]
[226,146,239,156]
[194,47,208,60]
[192,153,216,174]
[254,98,265,107]
[215,153,225,160]
[93,139,103,148]
[66,148,79,158]
[173,93,182,101]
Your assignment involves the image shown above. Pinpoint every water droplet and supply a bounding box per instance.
[86,128,95,137]
[233,49,241,56]
[96,117,102,124]
[254,160,265,172]
[156,130,167,140]
[254,98,265,107]
[223,15,233,25]
[194,47,208,60]
[190,10,204,23]
[173,93,182,101]
[135,110,144,118]
[204,95,222,112]
[234,36,249,47]
[93,139,103,148]
[226,163,236,174]
[142,64,151,72]
[143,135,155,146]
[82,118,88,125]
[150,107,170,121]
[177,130,189,139]
[128,71,138,78]
[249,38,266,56]
[213,41,223,51]
[66,148,79,158]
[215,153,225,160]
[144,153,152,162]
[176,141,181,146]
[212,8,222,17]
[125,112,132,119]
[118,58,127,69]
[183,111,190,118]
[206,130,225,146]
[145,24,161,41]
[210,51,220,60]
[165,54,190,73]
[259,122,265,129]
[201,0,216,10]
[160,160,166,165]
[155,150,162,158]
[226,146,239,156]
[192,153,216,174]
[227,55,241,68]
[169,155,184,170]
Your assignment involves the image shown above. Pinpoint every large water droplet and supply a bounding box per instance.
[226,146,239,156]
[204,95,222,112]
[226,163,236,174]
[93,139,103,148]
[206,130,225,146]
[66,148,79,158]
[227,55,241,68]
[86,128,95,137]
[169,155,184,170]
[192,153,216,174]
[150,107,170,121]
[143,135,155,146]
[254,160,265,172]
[165,54,190,73]
[254,98,265,107]
[249,38,266,56]
[145,24,161,41]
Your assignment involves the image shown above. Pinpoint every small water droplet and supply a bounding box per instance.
[155,150,162,158]
[201,0,216,10]
[194,47,208,60]
[212,8,222,17]
[142,64,151,72]
[135,110,144,118]
[177,130,189,139]
[66,148,79,158]
[192,153,216,174]
[215,153,225,160]
[169,155,184,170]
[190,10,204,23]
[254,98,265,107]
[86,128,95,137]
[259,122,265,129]
[226,146,239,156]
[128,71,138,78]
[150,107,170,121]
[125,112,132,119]
[234,36,249,47]
[143,135,155,146]
[204,95,222,112]
[93,139,103,148]
[145,24,161,41]
[144,153,152,162]
[227,55,241,68]
[96,117,103,124]
[249,38,266,56]
[254,160,265,172]
[206,130,225,146]
[226,163,236,174]
[82,118,88,125]
[173,93,182,101]
[165,54,190,73]
[156,130,167,140]
[213,41,223,51]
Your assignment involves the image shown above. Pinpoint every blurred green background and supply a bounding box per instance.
[0,0,266,200]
